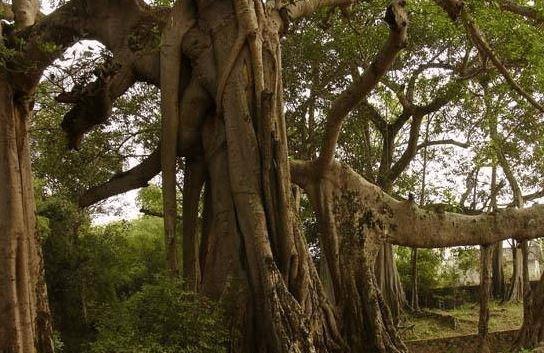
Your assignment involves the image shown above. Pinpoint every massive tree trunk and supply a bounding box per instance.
[0,1,54,352]
[0,78,54,353]
[174,0,346,351]
[303,172,407,353]
[60,0,407,349]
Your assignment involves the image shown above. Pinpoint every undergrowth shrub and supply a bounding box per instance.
[87,278,228,353]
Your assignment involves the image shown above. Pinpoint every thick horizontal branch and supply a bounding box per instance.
[416,139,469,150]
[523,190,544,203]
[285,0,354,19]
[10,0,163,91]
[291,160,544,249]
[140,208,182,220]
[499,0,544,26]
[57,60,139,150]
[315,0,408,174]
[79,148,161,208]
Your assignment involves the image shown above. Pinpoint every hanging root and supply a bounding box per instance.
[216,0,264,114]
[215,30,247,113]
[160,0,196,274]
[182,157,206,290]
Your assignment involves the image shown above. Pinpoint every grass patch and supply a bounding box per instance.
[401,301,523,341]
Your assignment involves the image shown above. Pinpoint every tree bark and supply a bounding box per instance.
[492,241,505,299]
[12,0,39,29]
[410,248,420,311]
[516,271,544,349]
[505,241,524,303]
[0,78,54,353]
[0,1,54,352]
[189,0,346,350]
[410,119,430,313]
[521,240,532,325]
[291,159,544,249]
[303,174,407,353]
[182,157,205,291]
[376,243,407,321]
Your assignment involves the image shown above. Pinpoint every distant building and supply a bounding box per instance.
[458,241,542,286]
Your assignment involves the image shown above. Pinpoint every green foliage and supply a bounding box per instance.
[396,245,482,291]
[138,185,164,213]
[52,331,65,353]
[450,247,479,278]
[39,192,167,351]
[396,247,444,294]
[152,0,176,6]
[31,82,124,200]
[88,278,228,353]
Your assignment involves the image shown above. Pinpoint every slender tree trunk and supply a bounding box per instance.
[521,240,532,319]
[505,241,524,303]
[492,242,505,299]
[375,180,407,322]
[410,248,420,311]
[182,157,205,291]
[410,120,430,312]
[478,245,493,353]
[0,78,54,353]
[489,164,505,299]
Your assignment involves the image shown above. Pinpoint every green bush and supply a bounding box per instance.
[88,278,228,353]
[396,247,444,294]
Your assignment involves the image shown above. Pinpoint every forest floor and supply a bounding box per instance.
[401,301,522,341]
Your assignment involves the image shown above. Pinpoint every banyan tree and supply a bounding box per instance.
[2,0,544,352]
